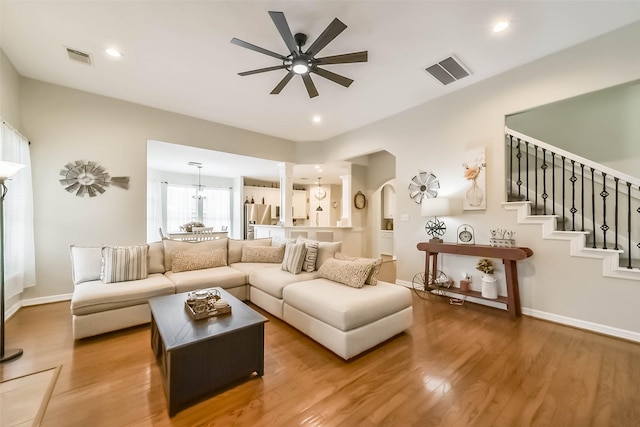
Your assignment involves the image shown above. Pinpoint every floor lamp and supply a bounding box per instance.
[0,160,25,363]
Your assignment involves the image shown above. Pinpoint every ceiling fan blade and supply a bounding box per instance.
[314,51,368,65]
[231,37,287,60]
[301,73,319,98]
[311,67,353,88]
[268,11,299,54]
[304,18,347,57]
[271,72,295,94]
[239,65,289,76]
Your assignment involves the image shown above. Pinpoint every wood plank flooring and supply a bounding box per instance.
[2,294,640,426]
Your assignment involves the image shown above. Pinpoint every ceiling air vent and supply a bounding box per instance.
[66,48,92,65]
[425,56,470,85]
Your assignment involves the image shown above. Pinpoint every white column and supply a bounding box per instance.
[278,162,295,226]
[340,173,352,226]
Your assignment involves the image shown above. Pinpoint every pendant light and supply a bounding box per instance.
[315,177,323,212]
[190,162,206,200]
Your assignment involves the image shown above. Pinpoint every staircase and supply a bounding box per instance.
[504,127,640,281]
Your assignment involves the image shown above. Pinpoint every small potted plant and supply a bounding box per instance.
[476,258,498,299]
[180,221,205,232]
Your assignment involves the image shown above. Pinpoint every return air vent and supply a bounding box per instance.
[66,48,92,65]
[425,56,470,85]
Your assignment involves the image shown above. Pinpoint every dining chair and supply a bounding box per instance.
[192,227,217,241]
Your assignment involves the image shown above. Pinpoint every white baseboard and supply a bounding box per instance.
[5,293,73,320]
[400,278,640,343]
[522,307,640,343]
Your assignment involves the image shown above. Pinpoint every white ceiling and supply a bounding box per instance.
[3,1,640,145]
[3,2,640,182]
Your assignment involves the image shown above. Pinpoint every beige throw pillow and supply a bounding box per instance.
[281,242,307,274]
[241,245,285,263]
[335,253,383,285]
[171,248,226,273]
[101,245,149,284]
[227,238,272,264]
[317,257,373,289]
[162,238,228,271]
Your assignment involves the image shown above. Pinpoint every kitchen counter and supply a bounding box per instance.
[253,225,364,256]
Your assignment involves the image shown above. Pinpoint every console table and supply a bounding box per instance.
[416,242,533,317]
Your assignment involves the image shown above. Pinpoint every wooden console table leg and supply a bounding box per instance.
[503,260,521,317]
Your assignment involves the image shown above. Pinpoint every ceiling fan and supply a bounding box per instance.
[231,11,368,98]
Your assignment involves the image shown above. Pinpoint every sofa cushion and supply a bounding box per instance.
[335,253,383,285]
[101,245,149,284]
[171,248,226,273]
[317,257,373,288]
[283,279,412,331]
[70,273,175,316]
[250,266,319,299]
[70,246,102,286]
[241,245,284,263]
[164,266,246,293]
[281,242,307,274]
[227,238,272,264]
[147,241,165,274]
[229,262,275,278]
[162,238,228,271]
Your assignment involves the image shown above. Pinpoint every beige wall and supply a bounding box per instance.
[19,79,297,299]
[0,49,21,128]
[322,21,640,333]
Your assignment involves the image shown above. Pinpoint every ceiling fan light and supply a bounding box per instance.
[292,58,309,74]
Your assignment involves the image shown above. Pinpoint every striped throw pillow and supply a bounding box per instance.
[101,245,149,284]
[281,242,307,274]
[302,241,319,272]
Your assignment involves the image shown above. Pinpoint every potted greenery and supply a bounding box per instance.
[476,258,497,299]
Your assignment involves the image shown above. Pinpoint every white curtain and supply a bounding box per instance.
[0,122,36,298]
[203,187,231,230]
[166,184,196,232]
[146,180,163,242]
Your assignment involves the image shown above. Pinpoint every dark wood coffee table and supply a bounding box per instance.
[149,287,267,416]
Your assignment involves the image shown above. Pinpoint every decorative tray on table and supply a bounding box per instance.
[184,288,232,320]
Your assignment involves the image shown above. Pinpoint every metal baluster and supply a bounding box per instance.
[525,141,530,201]
[534,144,538,212]
[601,172,609,250]
[580,164,585,232]
[561,156,566,231]
[591,168,596,249]
[509,135,514,200]
[541,148,548,214]
[570,160,577,231]
[516,139,522,199]
[551,153,556,215]
[627,182,632,269]
[614,177,619,250]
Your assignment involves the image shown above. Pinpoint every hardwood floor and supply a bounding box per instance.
[2,295,640,426]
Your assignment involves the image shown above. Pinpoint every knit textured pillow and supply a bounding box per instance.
[302,241,319,272]
[241,245,285,263]
[281,242,307,274]
[101,245,149,284]
[335,253,383,285]
[317,257,373,289]
[171,248,226,273]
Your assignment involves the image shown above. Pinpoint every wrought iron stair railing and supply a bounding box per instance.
[505,127,640,269]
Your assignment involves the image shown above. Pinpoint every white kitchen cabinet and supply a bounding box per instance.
[379,231,394,255]
[292,190,307,219]
[383,185,396,219]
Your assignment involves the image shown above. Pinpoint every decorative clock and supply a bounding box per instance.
[354,191,367,209]
[314,186,327,200]
[457,224,475,245]
[59,160,129,197]
[408,170,439,204]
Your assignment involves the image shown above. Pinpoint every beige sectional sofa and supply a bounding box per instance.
[69,237,413,360]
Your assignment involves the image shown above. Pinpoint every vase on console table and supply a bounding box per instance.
[481,274,497,299]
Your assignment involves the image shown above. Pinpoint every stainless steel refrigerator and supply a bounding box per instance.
[244,204,272,240]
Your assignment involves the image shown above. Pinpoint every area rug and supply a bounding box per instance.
[0,366,61,427]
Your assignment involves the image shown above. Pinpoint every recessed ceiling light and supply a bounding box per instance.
[106,48,123,58]
[314,165,321,169]
[493,21,510,33]
[312,115,322,123]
